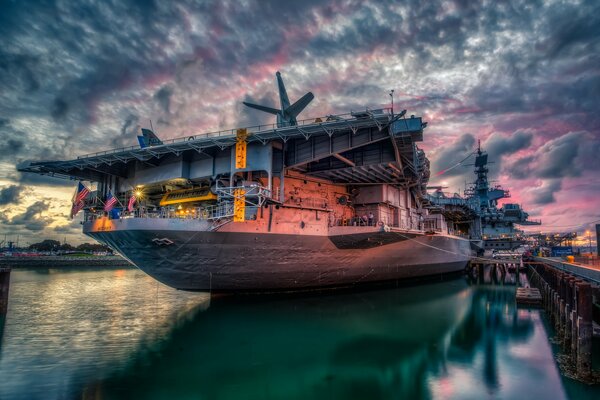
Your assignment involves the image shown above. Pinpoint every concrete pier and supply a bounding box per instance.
[0,267,10,315]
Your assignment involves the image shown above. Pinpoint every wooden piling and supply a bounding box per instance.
[558,274,565,334]
[478,263,484,285]
[0,267,10,315]
[564,277,574,349]
[576,282,592,379]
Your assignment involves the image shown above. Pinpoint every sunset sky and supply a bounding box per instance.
[1,0,599,245]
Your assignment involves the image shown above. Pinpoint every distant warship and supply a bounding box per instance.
[20,73,473,291]
[427,143,541,253]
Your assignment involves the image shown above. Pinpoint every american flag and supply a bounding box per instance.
[70,181,90,219]
[104,191,117,212]
[127,193,136,212]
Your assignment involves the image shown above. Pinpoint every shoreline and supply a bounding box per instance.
[0,255,132,268]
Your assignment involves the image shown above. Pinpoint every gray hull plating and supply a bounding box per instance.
[85,221,471,291]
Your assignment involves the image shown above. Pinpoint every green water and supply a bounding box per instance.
[0,268,598,399]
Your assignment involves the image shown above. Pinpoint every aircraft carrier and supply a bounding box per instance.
[19,73,473,292]
[427,143,541,252]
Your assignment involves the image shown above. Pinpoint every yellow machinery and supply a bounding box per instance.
[233,128,249,221]
[235,128,248,169]
[159,187,217,206]
[233,188,246,222]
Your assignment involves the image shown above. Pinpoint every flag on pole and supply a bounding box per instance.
[127,193,136,212]
[70,181,90,219]
[104,191,117,212]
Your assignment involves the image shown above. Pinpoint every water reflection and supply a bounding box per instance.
[96,281,564,400]
[0,268,210,400]
[0,269,582,399]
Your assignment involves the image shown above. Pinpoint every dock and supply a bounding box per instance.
[467,256,524,286]
[532,256,600,284]
[527,258,600,381]
[468,254,599,381]
[516,287,542,307]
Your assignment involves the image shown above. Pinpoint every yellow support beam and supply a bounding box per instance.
[233,188,246,222]
[235,128,248,169]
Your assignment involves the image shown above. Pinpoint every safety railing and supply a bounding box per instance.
[334,216,425,231]
[216,185,271,207]
[77,108,392,159]
[84,202,241,221]
[84,184,272,222]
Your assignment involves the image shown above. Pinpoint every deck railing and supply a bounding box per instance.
[77,108,392,160]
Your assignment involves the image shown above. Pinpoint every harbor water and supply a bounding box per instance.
[0,267,598,399]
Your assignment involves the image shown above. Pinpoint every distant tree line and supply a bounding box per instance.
[28,239,113,253]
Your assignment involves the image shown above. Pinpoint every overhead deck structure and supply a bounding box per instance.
[19,108,428,199]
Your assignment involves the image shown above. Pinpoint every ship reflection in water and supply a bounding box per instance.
[0,268,596,399]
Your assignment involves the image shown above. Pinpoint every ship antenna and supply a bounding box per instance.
[389,89,394,117]
[150,119,155,133]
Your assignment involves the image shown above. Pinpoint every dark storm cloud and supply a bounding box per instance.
[536,132,582,179]
[121,114,139,137]
[481,130,533,175]
[7,200,54,232]
[53,221,81,234]
[2,0,599,135]
[113,113,141,149]
[0,185,25,205]
[506,131,600,205]
[484,131,533,157]
[50,98,69,121]
[0,139,25,159]
[529,179,562,205]
[507,131,595,181]
[0,51,41,93]
[0,119,72,167]
[154,86,174,114]
[430,133,476,177]
[506,156,534,180]
[541,1,600,58]
[0,118,28,161]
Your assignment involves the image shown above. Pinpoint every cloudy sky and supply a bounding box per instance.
[1,0,599,245]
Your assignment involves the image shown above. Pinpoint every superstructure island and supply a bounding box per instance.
[427,143,541,253]
[19,73,475,292]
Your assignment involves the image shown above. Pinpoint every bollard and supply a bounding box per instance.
[576,282,592,379]
[0,267,10,315]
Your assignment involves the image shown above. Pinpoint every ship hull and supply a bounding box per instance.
[85,220,471,291]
